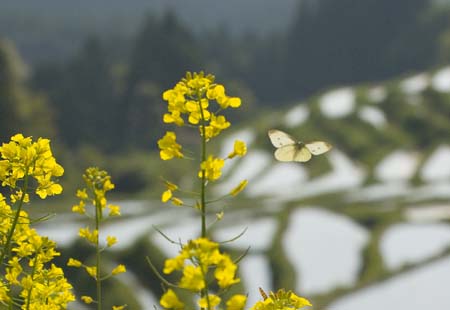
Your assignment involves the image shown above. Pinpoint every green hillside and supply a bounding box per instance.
[32,65,450,310]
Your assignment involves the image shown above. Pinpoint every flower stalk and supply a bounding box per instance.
[68,167,126,310]
[155,72,248,310]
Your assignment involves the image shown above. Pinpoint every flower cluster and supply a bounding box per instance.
[251,289,312,310]
[0,134,73,309]
[158,70,242,163]
[161,238,246,310]
[161,72,240,138]
[154,72,312,310]
[71,168,121,218]
[0,193,75,308]
[0,134,64,200]
[68,167,126,309]
[158,72,248,207]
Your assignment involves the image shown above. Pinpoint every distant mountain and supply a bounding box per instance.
[0,0,298,34]
[0,0,298,63]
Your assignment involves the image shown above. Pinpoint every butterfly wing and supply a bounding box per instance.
[275,145,312,162]
[268,129,297,148]
[293,145,312,162]
[274,145,297,162]
[305,141,332,155]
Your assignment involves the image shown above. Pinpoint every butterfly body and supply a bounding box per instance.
[268,129,332,162]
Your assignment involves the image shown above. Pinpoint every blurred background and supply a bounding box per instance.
[2,0,450,309]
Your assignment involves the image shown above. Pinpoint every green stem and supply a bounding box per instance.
[0,173,29,264]
[25,252,39,310]
[95,193,102,310]
[198,91,207,238]
[197,91,210,310]
[145,257,178,287]
[199,256,211,310]
[0,173,29,309]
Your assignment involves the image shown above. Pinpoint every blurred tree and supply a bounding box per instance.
[122,11,202,148]
[33,36,118,151]
[0,38,55,142]
[244,33,286,103]
[0,39,22,141]
[433,3,450,63]
[283,0,441,101]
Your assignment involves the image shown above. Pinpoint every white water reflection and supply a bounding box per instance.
[34,196,450,309]
[35,217,80,246]
[320,87,355,119]
[380,223,450,270]
[283,208,369,294]
[420,145,450,181]
[406,204,450,222]
[116,269,158,309]
[151,216,200,258]
[432,66,450,93]
[358,106,386,129]
[347,181,411,202]
[214,217,277,251]
[247,162,308,198]
[284,104,309,127]
[375,150,419,182]
[367,86,386,103]
[330,255,450,310]
[240,255,272,307]
[400,73,429,95]
[216,150,271,196]
[297,150,365,199]
[247,150,364,201]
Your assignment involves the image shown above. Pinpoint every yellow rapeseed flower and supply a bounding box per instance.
[81,296,94,304]
[250,289,312,310]
[76,188,88,199]
[210,114,231,131]
[164,111,185,126]
[0,134,64,199]
[228,140,247,159]
[199,156,225,181]
[106,236,117,247]
[67,258,82,267]
[206,84,226,101]
[215,254,240,288]
[161,180,179,203]
[10,190,29,203]
[72,201,86,214]
[163,256,185,274]
[171,197,184,206]
[161,189,172,202]
[158,132,184,160]
[1,193,75,308]
[108,204,121,216]
[111,264,126,275]
[226,294,247,310]
[230,180,248,196]
[160,289,185,310]
[198,294,221,309]
[179,265,205,291]
[79,227,98,244]
[85,266,97,278]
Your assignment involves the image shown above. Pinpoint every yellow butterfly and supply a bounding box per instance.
[268,129,332,162]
